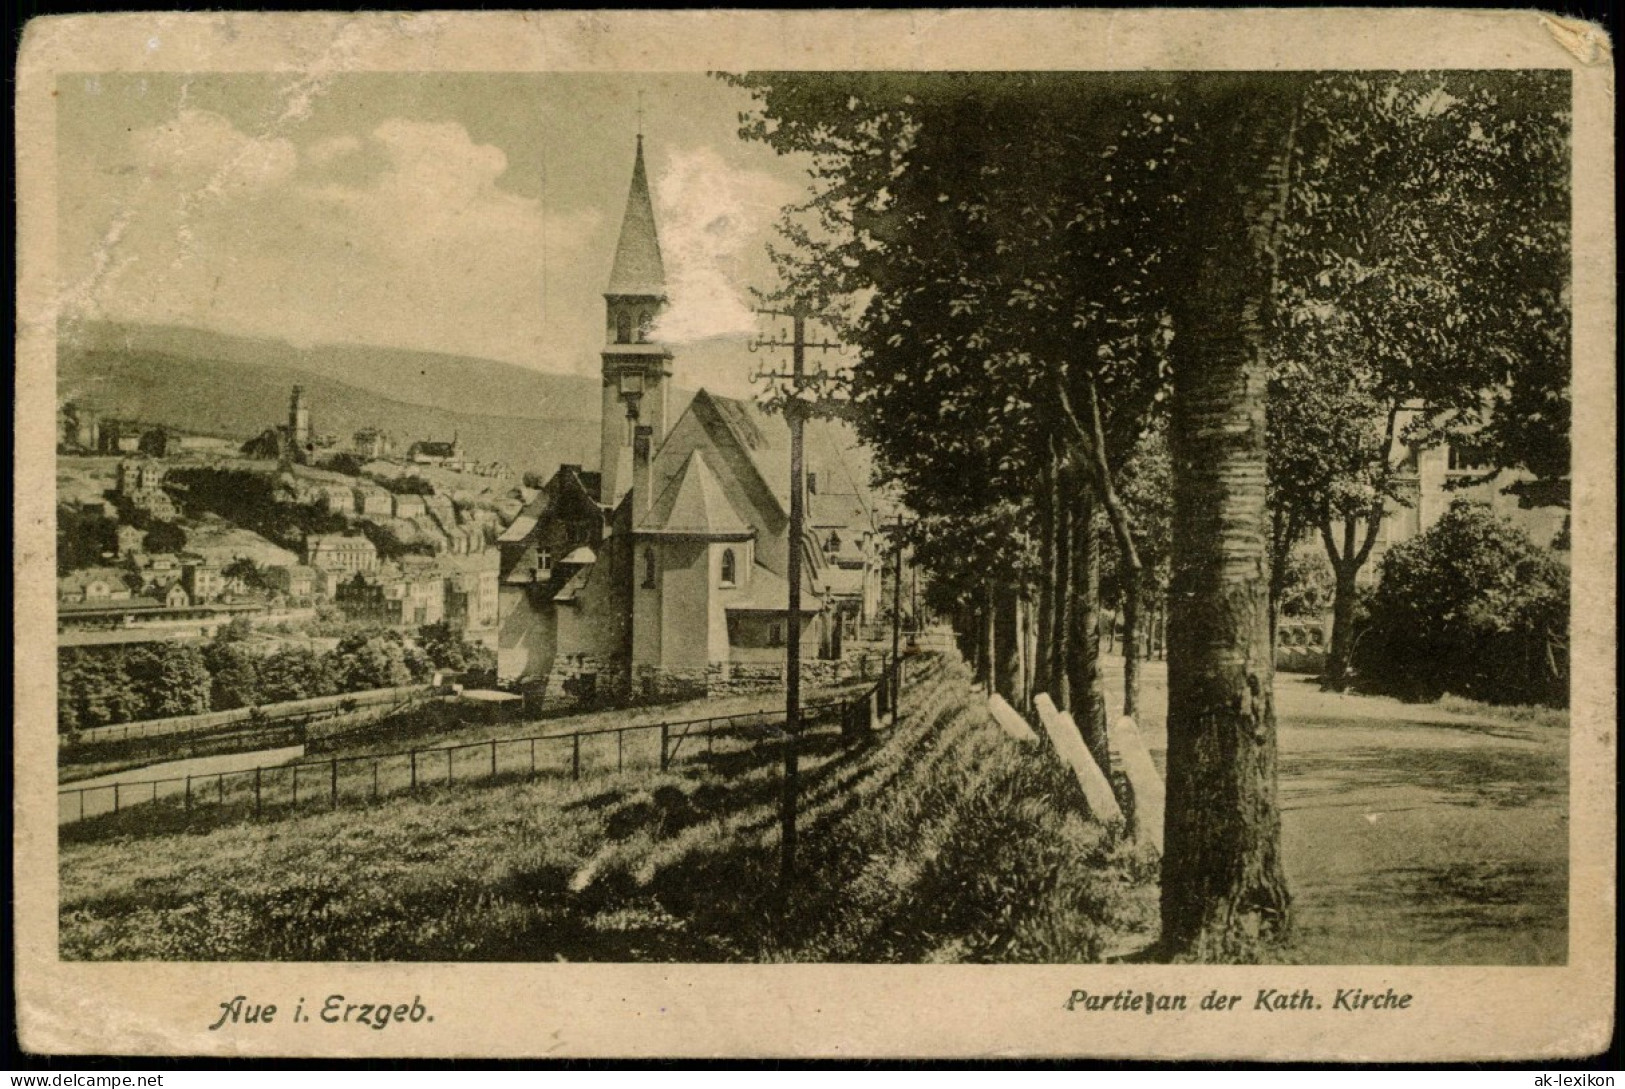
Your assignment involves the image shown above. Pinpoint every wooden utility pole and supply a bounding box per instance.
[750,305,843,892]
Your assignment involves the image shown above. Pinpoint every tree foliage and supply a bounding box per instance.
[1356,500,1568,706]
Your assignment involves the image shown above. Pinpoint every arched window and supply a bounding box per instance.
[616,311,633,344]
[636,310,653,342]
[720,548,737,587]
[642,547,657,589]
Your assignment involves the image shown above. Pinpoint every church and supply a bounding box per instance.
[496,136,883,704]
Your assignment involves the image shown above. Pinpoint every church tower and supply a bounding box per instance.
[599,135,674,509]
[288,384,312,461]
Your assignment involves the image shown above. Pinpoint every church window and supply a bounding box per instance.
[616,311,633,344]
[720,548,737,587]
[637,310,653,342]
[642,547,657,589]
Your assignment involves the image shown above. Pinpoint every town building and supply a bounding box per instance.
[391,492,428,519]
[304,534,380,575]
[409,436,463,467]
[334,559,446,628]
[115,457,178,521]
[496,136,881,703]
[353,427,395,460]
[351,486,394,518]
[57,567,135,604]
[442,553,501,634]
[180,557,225,604]
[58,402,100,451]
[263,563,319,602]
[115,524,146,559]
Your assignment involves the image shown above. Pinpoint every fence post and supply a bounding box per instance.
[331,759,339,809]
[490,739,498,778]
[531,737,538,778]
[254,768,262,816]
[292,766,299,806]
[185,775,192,813]
[411,750,417,789]
[447,748,454,785]
[113,782,120,815]
[572,734,581,781]
[218,775,224,805]
[373,761,380,802]
[79,791,85,822]
[617,731,624,773]
[660,723,670,772]
[153,781,159,805]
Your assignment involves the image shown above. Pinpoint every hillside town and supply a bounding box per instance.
[49,66,1580,976]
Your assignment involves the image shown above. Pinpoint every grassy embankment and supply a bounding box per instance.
[60,653,1157,962]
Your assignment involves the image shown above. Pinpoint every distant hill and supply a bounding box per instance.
[59,322,606,476]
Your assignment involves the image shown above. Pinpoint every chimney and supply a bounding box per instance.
[632,425,654,516]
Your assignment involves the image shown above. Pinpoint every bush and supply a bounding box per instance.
[1355,500,1568,706]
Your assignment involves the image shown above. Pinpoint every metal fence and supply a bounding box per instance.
[59,661,918,832]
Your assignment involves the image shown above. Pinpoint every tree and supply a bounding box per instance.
[1100,424,1173,718]
[1267,73,1571,688]
[1357,500,1568,706]
[124,644,212,719]
[728,72,1183,768]
[258,646,338,703]
[57,505,118,573]
[1156,74,1302,960]
[416,621,495,678]
[383,474,435,496]
[203,626,261,710]
[142,520,187,554]
[331,631,412,692]
[222,558,267,592]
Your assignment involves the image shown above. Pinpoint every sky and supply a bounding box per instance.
[55,72,811,396]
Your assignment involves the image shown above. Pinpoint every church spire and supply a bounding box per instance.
[606,136,666,297]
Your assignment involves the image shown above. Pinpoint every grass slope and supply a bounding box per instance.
[59,655,1157,962]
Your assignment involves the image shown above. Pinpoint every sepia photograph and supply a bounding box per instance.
[13,10,1615,1061]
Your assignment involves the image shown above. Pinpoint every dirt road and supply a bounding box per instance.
[1104,657,1567,965]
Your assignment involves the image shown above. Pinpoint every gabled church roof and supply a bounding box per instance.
[606,137,667,297]
[687,391,876,533]
[636,449,752,539]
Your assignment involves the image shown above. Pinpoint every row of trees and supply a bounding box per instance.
[57,621,495,732]
[728,71,1569,960]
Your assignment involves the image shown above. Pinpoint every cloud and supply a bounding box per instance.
[305,134,361,166]
[130,108,298,197]
[66,111,601,370]
[650,145,799,344]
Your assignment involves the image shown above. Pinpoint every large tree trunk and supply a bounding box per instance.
[1323,561,1360,691]
[1160,74,1299,962]
[1066,491,1110,769]
[981,586,996,693]
[1033,456,1057,702]
[1319,509,1383,692]
[1122,572,1142,720]
[994,585,1022,701]
[1050,459,1074,713]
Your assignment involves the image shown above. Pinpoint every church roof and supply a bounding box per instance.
[690,391,877,533]
[636,449,753,539]
[606,137,667,297]
[724,563,823,615]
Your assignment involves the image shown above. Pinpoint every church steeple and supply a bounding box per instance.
[599,134,674,509]
[606,136,666,297]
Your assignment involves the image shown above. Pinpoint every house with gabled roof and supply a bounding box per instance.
[496,135,881,703]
